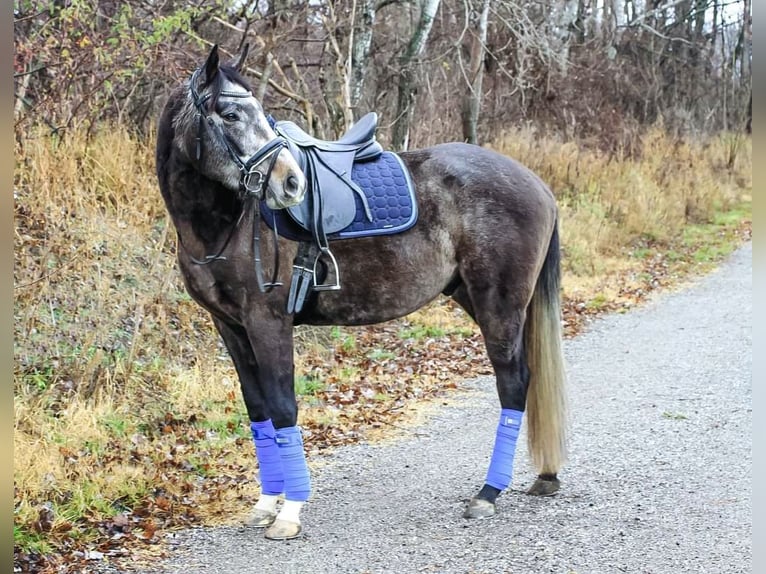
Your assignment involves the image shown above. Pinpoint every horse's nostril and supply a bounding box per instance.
[285,174,301,197]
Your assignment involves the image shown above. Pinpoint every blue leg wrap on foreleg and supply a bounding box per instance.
[275,426,311,502]
[485,409,524,491]
[250,420,284,496]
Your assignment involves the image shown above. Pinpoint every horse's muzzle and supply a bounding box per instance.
[273,163,306,208]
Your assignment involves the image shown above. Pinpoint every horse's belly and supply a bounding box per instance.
[299,234,456,326]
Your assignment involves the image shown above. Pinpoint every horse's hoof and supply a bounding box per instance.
[264,519,302,540]
[527,476,561,496]
[244,508,277,528]
[462,497,496,519]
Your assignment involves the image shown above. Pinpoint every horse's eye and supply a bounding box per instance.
[222,112,239,122]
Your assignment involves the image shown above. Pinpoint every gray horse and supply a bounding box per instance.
[156,45,567,540]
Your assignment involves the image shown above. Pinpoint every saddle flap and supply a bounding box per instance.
[278,116,383,236]
[286,183,357,235]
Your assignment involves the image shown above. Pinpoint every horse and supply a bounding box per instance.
[155,45,567,541]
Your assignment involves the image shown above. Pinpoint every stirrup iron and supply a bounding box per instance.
[312,248,341,291]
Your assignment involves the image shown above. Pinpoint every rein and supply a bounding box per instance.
[182,68,288,293]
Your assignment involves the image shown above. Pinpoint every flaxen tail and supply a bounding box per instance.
[524,220,568,475]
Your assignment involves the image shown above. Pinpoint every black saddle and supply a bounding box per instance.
[275,112,383,236]
[272,112,384,313]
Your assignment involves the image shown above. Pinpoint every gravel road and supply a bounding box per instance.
[141,243,752,574]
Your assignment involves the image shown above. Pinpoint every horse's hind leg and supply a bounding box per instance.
[452,281,558,519]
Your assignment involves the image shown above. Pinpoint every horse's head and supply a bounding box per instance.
[176,45,306,209]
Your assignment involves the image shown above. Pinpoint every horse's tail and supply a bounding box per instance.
[524,219,568,475]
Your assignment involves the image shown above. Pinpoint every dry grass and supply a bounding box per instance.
[491,126,751,292]
[13,122,751,558]
[14,124,231,547]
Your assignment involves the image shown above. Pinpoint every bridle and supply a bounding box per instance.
[183,67,290,293]
[189,68,288,198]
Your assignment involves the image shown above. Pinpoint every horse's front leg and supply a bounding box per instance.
[213,317,309,540]
[241,314,309,540]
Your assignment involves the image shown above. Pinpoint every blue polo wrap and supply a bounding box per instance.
[275,425,311,502]
[485,408,524,491]
[250,419,284,496]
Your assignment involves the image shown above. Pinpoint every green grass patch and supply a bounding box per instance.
[681,201,750,265]
[339,334,357,353]
[692,243,733,263]
[712,204,751,226]
[295,375,324,396]
[585,293,609,310]
[101,414,128,437]
[198,413,249,438]
[631,247,652,259]
[59,480,121,521]
[339,366,360,380]
[14,525,53,555]
[366,348,397,361]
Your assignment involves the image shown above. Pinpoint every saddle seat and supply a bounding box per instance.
[279,111,380,149]
[274,112,383,236]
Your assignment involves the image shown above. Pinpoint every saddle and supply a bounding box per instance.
[272,113,384,313]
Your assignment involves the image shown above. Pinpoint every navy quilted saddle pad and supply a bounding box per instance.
[261,151,417,241]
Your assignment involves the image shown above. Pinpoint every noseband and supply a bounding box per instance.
[183,68,289,293]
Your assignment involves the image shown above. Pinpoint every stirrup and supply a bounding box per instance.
[287,242,316,314]
[312,248,341,291]
[287,263,314,314]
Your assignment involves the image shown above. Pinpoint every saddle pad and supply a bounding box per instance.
[261,151,417,241]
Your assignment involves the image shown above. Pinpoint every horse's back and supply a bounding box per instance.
[299,141,558,326]
[400,142,558,241]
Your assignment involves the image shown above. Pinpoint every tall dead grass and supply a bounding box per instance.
[13,122,751,550]
[491,126,751,279]
[14,125,239,541]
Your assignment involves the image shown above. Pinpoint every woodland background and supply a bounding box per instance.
[13,0,752,571]
[14,0,752,147]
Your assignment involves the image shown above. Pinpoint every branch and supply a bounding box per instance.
[14,66,47,79]
[182,30,309,105]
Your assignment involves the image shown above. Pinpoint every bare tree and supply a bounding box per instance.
[391,0,441,151]
[461,0,491,144]
[349,0,377,120]
[739,0,752,131]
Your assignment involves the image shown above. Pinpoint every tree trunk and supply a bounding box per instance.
[741,0,752,132]
[461,0,490,144]
[349,0,376,120]
[573,0,587,43]
[391,0,441,151]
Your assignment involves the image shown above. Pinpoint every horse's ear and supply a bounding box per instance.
[231,43,250,72]
[203,44,220,84]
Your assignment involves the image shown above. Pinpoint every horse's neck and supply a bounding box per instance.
[172,169,242,247]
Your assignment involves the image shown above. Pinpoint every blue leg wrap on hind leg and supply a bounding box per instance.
[275,426,311,502]
[485,409,524,491]
[250,420,284,496]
